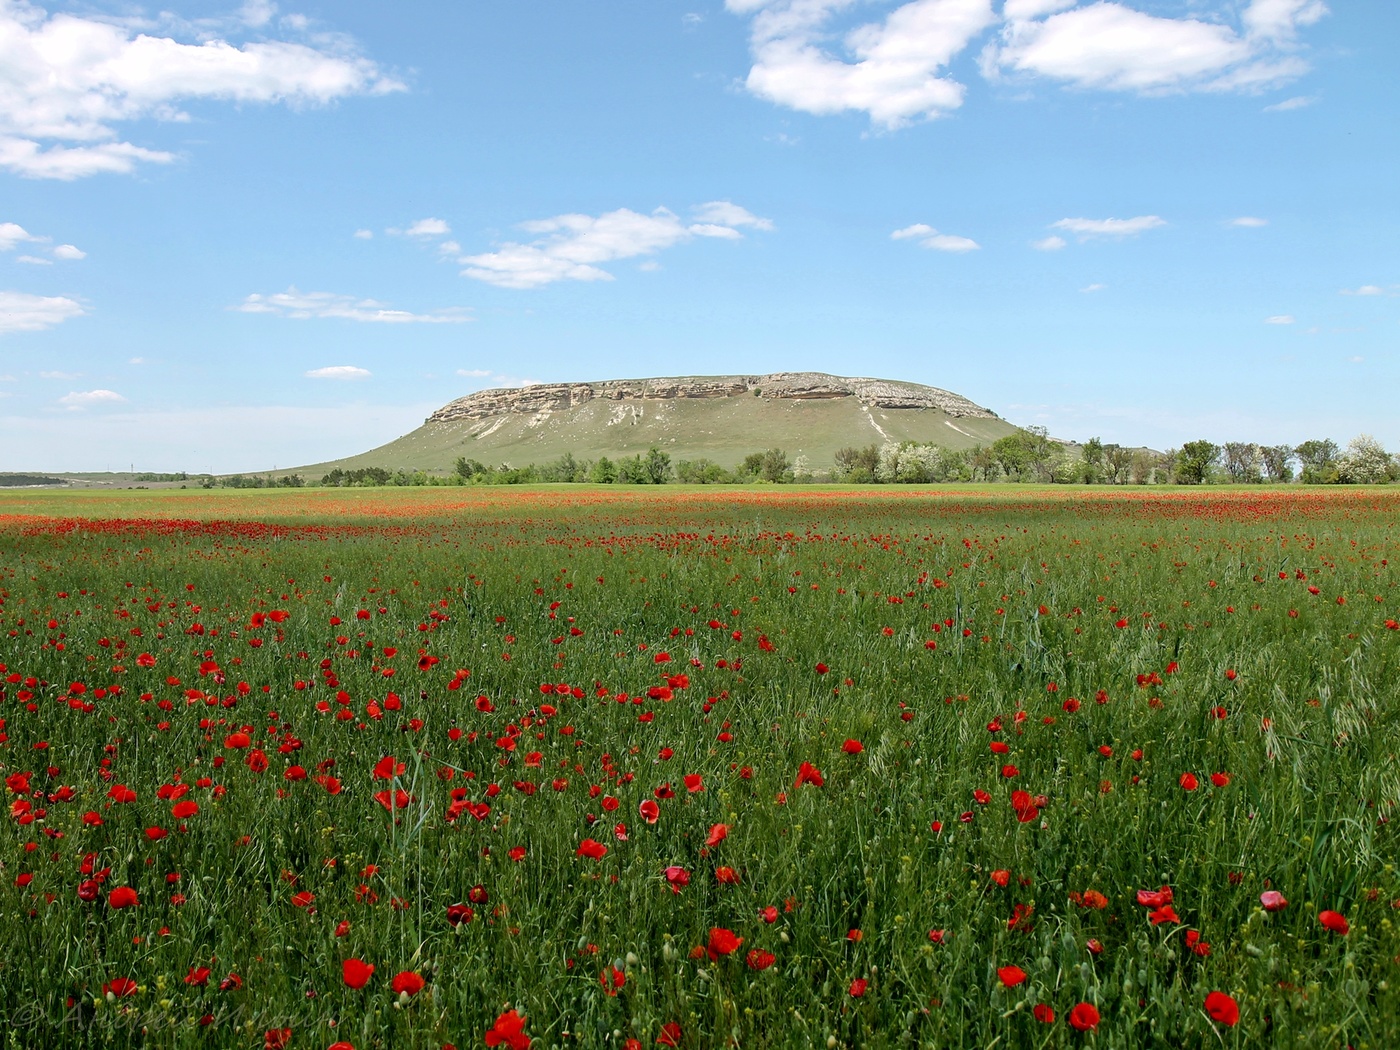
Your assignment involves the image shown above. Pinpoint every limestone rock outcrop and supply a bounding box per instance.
[427,373,998,424]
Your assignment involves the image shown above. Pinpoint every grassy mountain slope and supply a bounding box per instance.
[295,389,1020,477]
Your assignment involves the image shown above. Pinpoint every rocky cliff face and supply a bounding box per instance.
[427,373,999,424]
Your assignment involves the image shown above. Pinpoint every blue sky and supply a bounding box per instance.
[0,0,1395,473]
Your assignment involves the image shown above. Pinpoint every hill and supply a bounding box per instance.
[293,372,1024,477]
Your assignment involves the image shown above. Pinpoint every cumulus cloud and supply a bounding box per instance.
[0,1,402,179]
[727,0,997,127]
[1031,235,1066,251]
[1340,285,1389,296]
[1228,216,1268,227]
[52,243,85,260]
[891,222,979,252]
[0,290,84,332]
[455,368,492,378]
[1264,314,1295,324]
[0,222,39,251]
[728,1,1327,126]
[984,0,1327,95]
[305,365,371,380]
[236,288,471,323]
[59,388,125,408]
[459,202,773,289]
[353,229,373,239]
[1051,215,1166,239]
[16,254,49,265]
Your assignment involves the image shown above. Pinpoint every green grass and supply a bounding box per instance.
[0,486,1398,1049]
[293,395,1021,477]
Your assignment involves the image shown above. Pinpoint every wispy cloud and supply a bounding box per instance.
[459,202,773,289]
[236,288,471,323]
[891,223,980,252]
[1264,95,1317,112]
[391,218,452,238]
[1051,216,1166,239]
[305,365,371,380]
[1031,235,1066,251]
[1081,283,1106,293]
[1228,216,1268,227]
[1264,314,1295,324]
[1340,284,1393,297]
[59,389,126,409]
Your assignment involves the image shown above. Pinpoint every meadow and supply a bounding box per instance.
[1,485,1397,1049]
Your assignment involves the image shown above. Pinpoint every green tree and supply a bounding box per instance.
[1295,438,1340,484]
[1174,441,1220,485]
[589,456,617,484]
[644,448,672,484]
[1260,445,1294,483]
[1081,437,1104,484]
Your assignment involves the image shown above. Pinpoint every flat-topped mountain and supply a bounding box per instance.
[296,372,1022,477]
[429,372,1000,423]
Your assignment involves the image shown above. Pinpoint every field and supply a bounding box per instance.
[1,485,1398,1049]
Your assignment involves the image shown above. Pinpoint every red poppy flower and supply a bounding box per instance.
[108,886,139,909]
[842,739,864,754]
[484,1008,530,1049]
[1011,790,1039,823]
[706,927,743,960]
[1260,890,1288,912]
[683,774,704,793]
[185,966,211,986]
[746,949,776,971]
[1318,910,1349,935]
[1136,886,1173,908]
[715,866,740,885]
[1204,991,1239,1026]
[264,1028,292,1050]
[1179,772,1199,791]
[372,755,405,780]
[373,789,411,811]
[705,823,729,847]
[103,976,139,998]
[849,978,868,997]
[107,784,137,803]
[639,799,660,824]
[1210,772,1230,787]
[1068,1003,1100,1031]
[663,866,690,894]
[223,732,251,749]
[171,800,199,819]
[391,971,424,996]
[656,1022,682,1047]
[600,967,626,995]
[576,838,607,860]
[342,958,374,989]
[1033,1004,1055,1023]
[794,761,824,788]
[997,965,1026,987]
[446,903,473,926]
[291,891,315,909]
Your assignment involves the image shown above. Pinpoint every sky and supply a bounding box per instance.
[0,0,1395,474]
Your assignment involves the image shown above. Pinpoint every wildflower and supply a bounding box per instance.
[794,761,824,788]
[1260,891,1288,912]
[1204,991,1239,1026]
[484,1008,530,1049]
[576,839,607,860]
[997,965,1026,987]
[706,927,743,960]
[342,958,374,989]
[1318,910,1350,935]
[746,949,776,971]
[391,971,424,996]
[1068,1003,1100,1031]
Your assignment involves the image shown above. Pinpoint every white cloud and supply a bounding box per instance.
[691,201,775,231]
[728,0,998,128]
[1031,234,1065,251]
[0,2,402,179]
[891,223,979,251]
[0,222,39,250]
[40,370,80,379]
[438,240,461,255]
[353,228,374,239]
[0,290,84,332]
[1081,282,1106,292]
[460,203,772,289]
[239,0,277,28]
[59,388,125,408]
[52,243,85,260]
[236,288,471,323]
[1228,216,1268,227]
[305,365,371,380]
[1340,285,1388,296]
[1347,355,1364,363]
[396,218,451,238]
[1051,215,1166,239]
[16,254,50,265]
[129,357,146,365]
[1264,94,1316,111]
[985,0,1325,95]
[683,12,704,28]
[1264,314,1295,324]
[455,368,492,378]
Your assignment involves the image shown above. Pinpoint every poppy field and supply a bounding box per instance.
[1,485,1398,1049]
